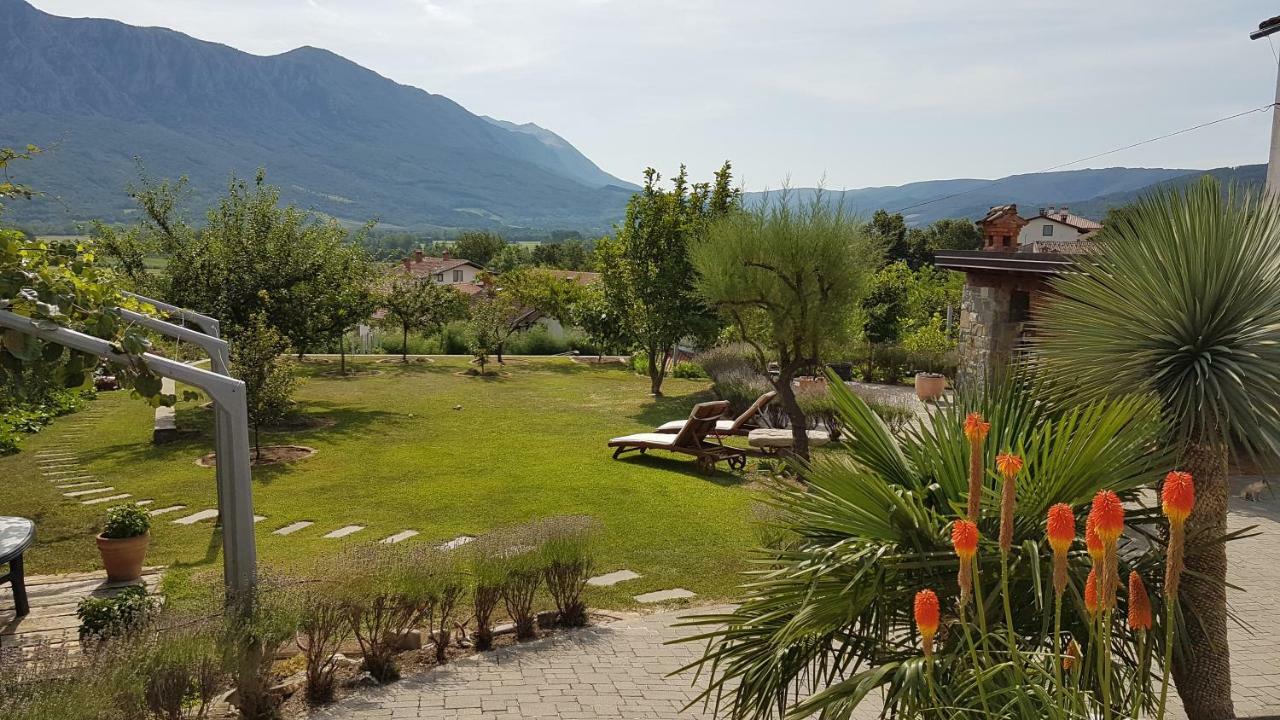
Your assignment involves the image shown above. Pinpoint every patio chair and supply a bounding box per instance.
[608,400,747,473]
[654,391,777,437]
[0,516,35,617]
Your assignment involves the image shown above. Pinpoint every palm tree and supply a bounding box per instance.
[679,375,1172,718]
[1034,177,1280,719]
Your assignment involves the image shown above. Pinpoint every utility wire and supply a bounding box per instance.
[890,102,1278,214]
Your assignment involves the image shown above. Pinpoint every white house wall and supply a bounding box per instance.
[1018,218,1082,245]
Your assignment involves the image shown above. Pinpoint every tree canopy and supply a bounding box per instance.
[600,162,739,395]
[693,190,879,458]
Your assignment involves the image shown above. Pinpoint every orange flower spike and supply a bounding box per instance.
[1064,638,1082,671]
[914,589,941,658]
[1128,571,1152,632]
[964,413,989,522]
[1090,490,1125,545]
[952,520,979,562]
[963,412,990,443]
[1084,568,1099,617]
[1047,504,1075,597]
[995,452,1024,481]
[1084,515,1104,563]
[995,453,1022,553]
[1162,471,1195,526]
[1046,504,1075,555]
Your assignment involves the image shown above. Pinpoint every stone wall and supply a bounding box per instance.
[956,272,1048,390]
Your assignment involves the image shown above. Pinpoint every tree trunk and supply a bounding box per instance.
[253,424,260,463]
[339,334,346,376]
[1172,439,1235,720]
[772,360,810,462]
[497,342,504,365]
[647,347,664,397]
[401,325,409,363]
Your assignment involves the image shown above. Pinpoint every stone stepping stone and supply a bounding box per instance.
[136,500,154,506]
[253,516,266,523]
[148,505,186,517]
[634,588,696,604]
[83,493,132,505]
[63,486,115,498]
[36,451,78,457]
[587,570,642,587]
[173,509,219,525]
[323,525,364,539]
[42,469,87,476]
[273,521,313,536]
[56,481,104,489]
[438,535,474,551]
[380,530,419,544]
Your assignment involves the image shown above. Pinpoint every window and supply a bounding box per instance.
[453,269,464,282]
[434,273,444,282]
[1001,235,1010,247]
[1010,290,1031,323]
[1042,224,1054,237]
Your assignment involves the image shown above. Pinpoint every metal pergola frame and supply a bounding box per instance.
[0,302,257,601]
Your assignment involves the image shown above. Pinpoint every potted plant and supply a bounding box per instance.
[96,503,151,582]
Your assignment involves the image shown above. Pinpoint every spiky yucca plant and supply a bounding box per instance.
[676,375,1174,719]
[1034,177,1280,720]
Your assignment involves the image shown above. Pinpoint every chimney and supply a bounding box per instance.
[414,249,424,263]
[1060,206,1068,216]
[1038,207,1045,216]
[402,258,412,271]
[442,248,452,260]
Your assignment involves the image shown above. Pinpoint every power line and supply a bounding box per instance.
[890,102,1278,215]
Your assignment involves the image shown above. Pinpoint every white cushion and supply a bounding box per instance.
[609,433,678,446]
[656,419,736,433]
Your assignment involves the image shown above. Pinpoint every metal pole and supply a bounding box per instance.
[0,310,257,602]
[1251,16,1280,194]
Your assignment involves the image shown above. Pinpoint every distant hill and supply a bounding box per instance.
[0,0,1263,236]
[742,167,1239,225]
[0,0,634,234]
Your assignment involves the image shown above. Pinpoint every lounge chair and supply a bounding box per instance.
[654,391,777,437]
[608,400,747,473]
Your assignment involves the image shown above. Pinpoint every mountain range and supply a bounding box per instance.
[0,0,1265,235]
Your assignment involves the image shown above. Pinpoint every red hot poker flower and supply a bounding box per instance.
[1084,514,1104,563]
[952,520,979,562]
[1084,569,1099,617]
[964,413,990,443]
[914,589,940,657]
[1162,471,1195,526]
[1046,503,1075,555]
[1090,490,1125,545]
[1128,571,1152,631]
[995,453,1024,481]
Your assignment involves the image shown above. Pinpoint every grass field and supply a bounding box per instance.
[2,357,761,608]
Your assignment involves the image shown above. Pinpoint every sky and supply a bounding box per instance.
[29,0,1280,190]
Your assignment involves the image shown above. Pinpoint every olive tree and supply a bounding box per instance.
[377,276,466,362]
[692,192,879,460]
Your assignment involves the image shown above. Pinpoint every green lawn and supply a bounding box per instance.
[3,357,760,608]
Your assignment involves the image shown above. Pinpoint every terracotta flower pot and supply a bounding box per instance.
[915,372,947,402]
[96,532,150,582]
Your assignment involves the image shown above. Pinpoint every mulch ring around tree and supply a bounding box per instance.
[374,357,435,364]
[196,445,316,467]
[455,369,510,378]
[318,367,383,378]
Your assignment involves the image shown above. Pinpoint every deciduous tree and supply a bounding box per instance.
[377,275,466,362]
[229,312,295,459]
[451,231,505,266]
[601,162,738,396]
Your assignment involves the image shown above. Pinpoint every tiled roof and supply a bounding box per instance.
[1035,210,1102,232]
[394,255,485,278]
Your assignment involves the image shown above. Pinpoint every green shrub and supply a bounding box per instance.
[0,388,93,455]
[504,325,571,355]
[141,620,226,720]
[693,343,760,383]
[629,350,648,375]
[713,368,774,416]
[101,503,151,539]
[378,333,435,356]
[294,576,350,704]
[671,361,707,379]
[220,575,299,718]
[0,640,148,720]
[468,538,507,652]
[77,585,156,641]
[537,516,597,628]
[401,548,465,664]
[868,400,915,433]
[336,546,419,683]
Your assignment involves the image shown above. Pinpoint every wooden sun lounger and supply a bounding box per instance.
[654,391,777,437]
[608,400,747,473]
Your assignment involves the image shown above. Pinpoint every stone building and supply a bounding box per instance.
[936,204,1090,388]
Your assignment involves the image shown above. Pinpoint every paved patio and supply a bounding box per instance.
[311,475,1280,720]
